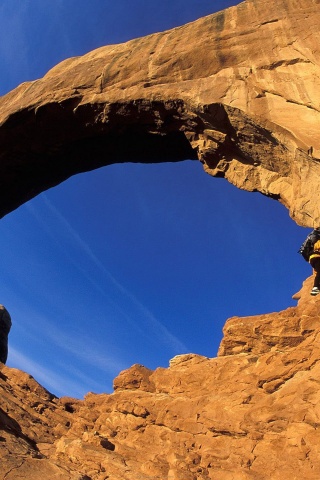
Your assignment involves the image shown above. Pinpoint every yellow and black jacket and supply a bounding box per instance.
[309,239,320,266]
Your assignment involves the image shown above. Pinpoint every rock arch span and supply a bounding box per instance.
[2,1,320,477]
[0,0,319,225]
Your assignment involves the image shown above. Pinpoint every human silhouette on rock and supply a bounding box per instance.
[0,306,11,364]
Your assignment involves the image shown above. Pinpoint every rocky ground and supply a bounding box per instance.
[1,276,320,479]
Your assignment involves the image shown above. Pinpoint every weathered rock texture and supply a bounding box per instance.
[0,0,320,225]
[1,278,320,479]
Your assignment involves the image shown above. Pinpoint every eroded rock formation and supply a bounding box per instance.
[1,0,320,478]
[1,280,320,479]
[0,0,319,225]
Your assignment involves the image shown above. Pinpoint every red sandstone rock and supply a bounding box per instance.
[1,0,320,478]
[0,0,319,226]
[1,277,320,479]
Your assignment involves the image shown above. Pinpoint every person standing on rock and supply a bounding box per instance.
[299,227,320,295]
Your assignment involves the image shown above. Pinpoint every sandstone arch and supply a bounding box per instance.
[2,1,320,478]
[0,0,319,225]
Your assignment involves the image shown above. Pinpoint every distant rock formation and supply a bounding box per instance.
[0,306,11,364]
[0,0,319,226]
[0,279,320,479]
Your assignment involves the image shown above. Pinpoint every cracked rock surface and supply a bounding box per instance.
[1,277,320,479]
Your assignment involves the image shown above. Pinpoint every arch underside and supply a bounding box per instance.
[0,97,315,226]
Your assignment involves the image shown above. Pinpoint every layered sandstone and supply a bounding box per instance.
[0,0,319,225]
[1,0,320,478]
[1,277,320,479]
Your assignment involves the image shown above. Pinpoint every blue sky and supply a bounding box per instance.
[0,0,310,398]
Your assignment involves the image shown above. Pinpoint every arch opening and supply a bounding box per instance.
[1,159,308,398]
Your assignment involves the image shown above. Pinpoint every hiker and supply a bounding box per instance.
[299,227,320,295]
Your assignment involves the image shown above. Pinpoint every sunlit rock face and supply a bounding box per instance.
[1,281,320,479]
[0,0,320,225]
